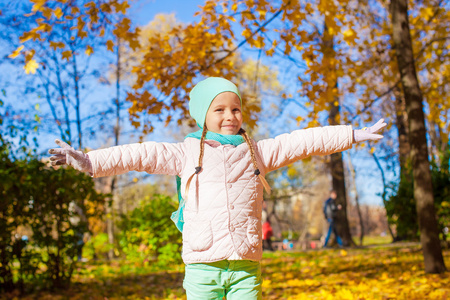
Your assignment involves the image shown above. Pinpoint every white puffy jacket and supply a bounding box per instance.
[88,125,353,264]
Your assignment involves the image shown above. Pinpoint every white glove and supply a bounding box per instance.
[49,139,93,173]
[353,119,387,143]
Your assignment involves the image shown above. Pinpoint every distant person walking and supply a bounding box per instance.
[323,190,343,247]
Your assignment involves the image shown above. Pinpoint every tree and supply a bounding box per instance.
[389,0,446,273]
[5,0,139,148]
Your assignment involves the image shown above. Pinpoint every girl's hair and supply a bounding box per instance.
[184,126,271,200]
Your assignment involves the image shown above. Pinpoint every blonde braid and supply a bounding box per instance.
[239,128,271,194]
[184,125,208,200]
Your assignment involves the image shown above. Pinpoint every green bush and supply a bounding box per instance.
[385,173,419,240]
[83,232,114,261]
[0,137,107,293]
[431,149,450,244]
[118,194,182,267]
[386,146,450,242]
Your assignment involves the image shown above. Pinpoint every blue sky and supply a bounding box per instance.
[129,0,205,26]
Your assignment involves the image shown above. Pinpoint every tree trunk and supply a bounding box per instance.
[347,153,364,246]
[394,88,410,177]
[392,88,415,241]
[329,141,354,247]
[329,102,353,247]
[390,0,446,273]
[322,20,354,247]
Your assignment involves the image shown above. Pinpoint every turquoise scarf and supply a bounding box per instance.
[170,130,245,232]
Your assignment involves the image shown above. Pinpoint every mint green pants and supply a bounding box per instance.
[183,260,262,300]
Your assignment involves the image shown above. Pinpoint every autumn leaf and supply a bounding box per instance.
[422,7,434,21]
[49,41,65,50]
[85,45,94,56]
[114,1,130,14]
[31,0,46,12]
[9,45,24,59]
[61,50,72,61]
[242,28,252,39]
[106,39,114,52]
[53,7,63,19]
[24,59,39,74]
[19,32,35,43]
[342,28,357,44]
[71,6,80,14]
[78,30,88,39]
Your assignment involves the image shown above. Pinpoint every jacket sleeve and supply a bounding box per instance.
[256,125,353,173]
[87,141,185,178]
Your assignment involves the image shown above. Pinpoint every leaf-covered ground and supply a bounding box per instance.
[4,243,450,300]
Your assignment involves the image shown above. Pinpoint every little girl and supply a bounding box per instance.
[49,77,386,299]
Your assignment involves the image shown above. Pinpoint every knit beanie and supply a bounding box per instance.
[189,77,242,128]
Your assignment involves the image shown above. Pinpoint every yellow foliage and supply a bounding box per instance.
[53,7,63,19]
[9,245,447,300]
[78,30,88,39]
[85,45,94,56]
[61,50,72,61]
[31,0,46,12]
[19,32,36,43]
[286,165,298,178]
[342,28,356,44]
[49,41,65,50]
[242,28,252,39]
[114,1,130,14]
[24,59,39,74]
[8,45,24,59]
[260,247,450,299]
[106,39,114,52]
[16,0,138,80]
[71,6,80,14]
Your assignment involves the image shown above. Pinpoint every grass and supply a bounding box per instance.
[3,242,449,300]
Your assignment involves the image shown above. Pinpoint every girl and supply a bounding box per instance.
[49,77,386,299]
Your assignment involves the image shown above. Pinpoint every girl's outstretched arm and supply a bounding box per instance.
[256,119,387,173]
[49,139,185,178]
[49,139,93,174]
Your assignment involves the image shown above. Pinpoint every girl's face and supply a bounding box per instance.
[205,92,243,135]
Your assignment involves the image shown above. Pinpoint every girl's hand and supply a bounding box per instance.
[353,119,387,143]
[48,139,93,173]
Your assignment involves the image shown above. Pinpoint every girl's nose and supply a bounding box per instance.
[225,110,233,119]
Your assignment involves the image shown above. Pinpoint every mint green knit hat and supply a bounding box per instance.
[189,77,242,128]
